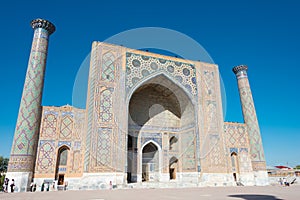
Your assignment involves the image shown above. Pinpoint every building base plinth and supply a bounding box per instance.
[5,172,32,192]
[254,171,269,186]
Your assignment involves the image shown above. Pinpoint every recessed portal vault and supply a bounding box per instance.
[127,74,196,183]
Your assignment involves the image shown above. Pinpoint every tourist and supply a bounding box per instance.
[279,178,283,185]
[30,181,34,192]
[51,182,55,191]
[46,182,49,191]
[109,181,112,190]
[10,179,15,193]
[64,181,68,191]
[41,182,44,191]
[33,183,37,192]
[3,178,9,193]
[283,177,288,186]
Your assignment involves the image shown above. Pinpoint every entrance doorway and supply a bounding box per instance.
[142,142,159,182]
[58,174,64,185]
[231,152,239,182]
[169,157,178,180]
[55,146,69,182]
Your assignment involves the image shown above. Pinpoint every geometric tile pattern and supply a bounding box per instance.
[22,41,267,185]
[126,52,197,96]
[101,52,115,81]
[96,128,112,166]
[209,134,222,167]
[224,122,253,173]
[74,112,85,140]
[239,150,252,173]
[36,140,55,173]
[42,113,58,137]
[203,71,216,97]
[224,123,248,147]
[235,69,266,166]
[99,88,114,123]
[181,131,196,171]
[230,147,238,154]
[85,43,122,173]
[8,28,50,172]
[84,44,99,171]
[206,101,217,131]
[60,115,73,139]
[58,141,71,148]
[72,151,81,171]
[239,82,265,161]
[197,64,228,173]
[34,106,85,178]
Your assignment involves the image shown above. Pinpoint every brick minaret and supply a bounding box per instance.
[232,65,266,171]
[6,19,55,191]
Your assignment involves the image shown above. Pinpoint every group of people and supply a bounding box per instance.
[2,178,15,193]
[2,179,70,193]
[30,182,37,192]
[279,177,290,186]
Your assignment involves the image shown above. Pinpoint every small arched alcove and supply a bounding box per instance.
[169,136,178,150]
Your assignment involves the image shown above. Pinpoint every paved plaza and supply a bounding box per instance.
[1,185,299,200]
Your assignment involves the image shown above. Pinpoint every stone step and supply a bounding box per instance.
[126,182,199,189]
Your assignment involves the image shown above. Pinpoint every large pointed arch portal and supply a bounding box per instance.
[127,73,197,183]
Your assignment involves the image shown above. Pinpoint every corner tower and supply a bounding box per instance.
[232,65,266,172]
[6,19,55,191]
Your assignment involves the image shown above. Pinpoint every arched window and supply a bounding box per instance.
[55,146,70,182]
[231,152,239,172]
[169,136,178,150]
[58,146,69,166]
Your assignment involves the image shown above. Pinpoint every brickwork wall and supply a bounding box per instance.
[224,122,252,173]
[196,62,227,173]
[34,105,85,178]
[85,42,126,173]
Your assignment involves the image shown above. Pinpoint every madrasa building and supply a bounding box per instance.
[6,19,268,191]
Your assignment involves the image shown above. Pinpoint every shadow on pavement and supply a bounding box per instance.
[228,194,284,200]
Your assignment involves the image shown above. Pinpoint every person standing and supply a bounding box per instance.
[41,182,44,191]
[283,177,287,186]
[279,178,283,186]
[10,179,15,193]
[109,181,112,190]
[30,181,34,192]
[4,178,9,193]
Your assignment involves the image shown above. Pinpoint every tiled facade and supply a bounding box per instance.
[34,106,85,178]
[6,19,268,192]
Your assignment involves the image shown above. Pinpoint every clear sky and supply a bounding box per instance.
[0,0,299,167]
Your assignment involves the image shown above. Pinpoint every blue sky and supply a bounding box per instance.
[0,0,299,167]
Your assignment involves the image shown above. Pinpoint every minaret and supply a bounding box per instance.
[232,65,266,171]
[6,19,55,192]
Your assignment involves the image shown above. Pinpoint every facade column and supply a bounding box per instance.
[232,65,266,171]
[6,19,55,192]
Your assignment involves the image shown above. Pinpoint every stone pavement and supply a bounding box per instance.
[1,185,299,200]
